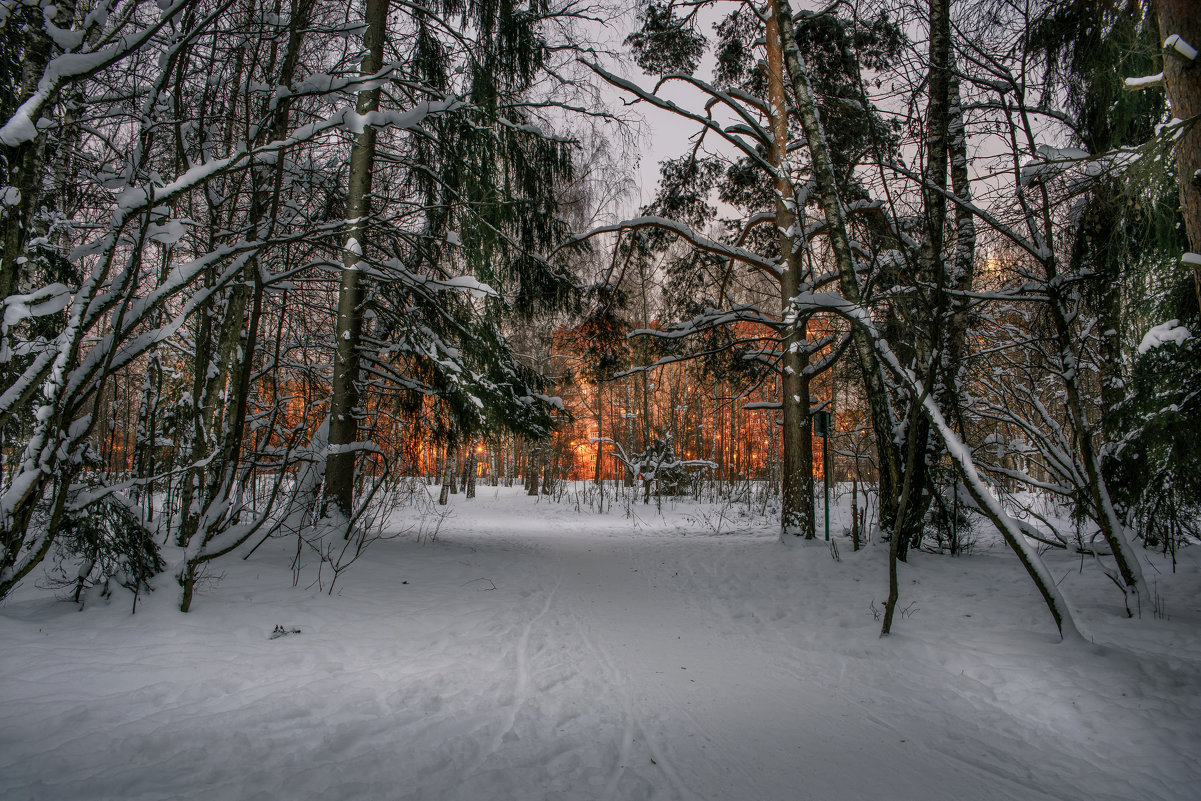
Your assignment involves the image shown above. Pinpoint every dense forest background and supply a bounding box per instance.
[1,0,1198,636]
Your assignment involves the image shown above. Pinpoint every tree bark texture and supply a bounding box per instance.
[527,442,541,496]
[1156,0,1201,312]
[893,0,955,562]
[772,0,901,538]
[773,0,1084,638]
[766,5,815,539]
[324,0,389,521]
[178,1,314,608]
[0,3,54,304]
[945,68,977,399]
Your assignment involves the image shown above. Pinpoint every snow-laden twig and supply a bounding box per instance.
[1123,73,1164,91]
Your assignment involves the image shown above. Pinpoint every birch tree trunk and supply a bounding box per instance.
[438,454,452,505]
[945,68,977,409]
[766,7,815,539]
[771,0,902,540]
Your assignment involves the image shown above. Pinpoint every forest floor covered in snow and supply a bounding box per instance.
[1,484,1199,800]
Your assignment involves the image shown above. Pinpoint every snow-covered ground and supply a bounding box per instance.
[2,484,1199,800]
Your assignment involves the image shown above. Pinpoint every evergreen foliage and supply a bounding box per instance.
[52,482,165,606]
[631,434,696,497]
[1109,287,1201,554]
[1030,0,1198,552]
[0,0,599,606]
[626,3,707,77]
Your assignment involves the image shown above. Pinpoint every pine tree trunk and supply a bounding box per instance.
[499,436,508,487]
[543,448,557,495]
[1156,0,1201,312]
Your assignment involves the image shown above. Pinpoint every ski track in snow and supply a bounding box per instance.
[1,485,1200,800]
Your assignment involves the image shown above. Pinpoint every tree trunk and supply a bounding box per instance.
[438,455,452,505]
[324,0,389,521]
[891,0,954,563]
[772,0,901,541]
[945,66,977,413]
[466,446,477,499]
[772,0,1085,639]
[499,436,509,486]
[594,382,604,484]
[627,382,637,475]
[543,447,557,495]
[527,442,541,496]
[851,475,860,551]
[765,5,815,539]
[0,3,54,305]
[1156,0,1201,312]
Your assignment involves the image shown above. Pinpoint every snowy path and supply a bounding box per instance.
[2,487,1198,800]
